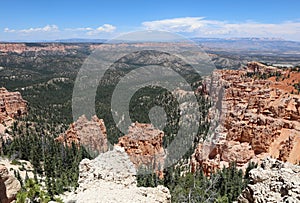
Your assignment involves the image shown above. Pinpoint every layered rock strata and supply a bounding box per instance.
[192,62,300,175]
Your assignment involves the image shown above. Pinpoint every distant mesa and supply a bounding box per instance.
[0,43,79,54]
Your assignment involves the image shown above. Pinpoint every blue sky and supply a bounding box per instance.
[1,0,300,41]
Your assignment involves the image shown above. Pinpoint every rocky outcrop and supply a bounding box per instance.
[0,159,34,182]
[118,122,166,178]
[63,146,171,203]
[238,158,300,203]
[56,115,108,154]
[0,87,27,124]
[192,62,300,175]
[0,165,21,203]
[0,87,27,152]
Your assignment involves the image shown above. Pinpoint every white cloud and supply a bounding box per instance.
[4,25,59,33]
[3,24,117,40]
[86,24,116,35]
[3,19,300,41]
[64,24,116,35]
[4,24,117,35]
[65,27,94,31]
[97,24,116,32]
[143,17,223,33]
[142,17,300,40]
[4,28,16,33]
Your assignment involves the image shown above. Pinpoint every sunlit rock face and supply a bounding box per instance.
[192,62,300,175]
[0,87,27,124]
[56,115,108,153]
[118,122,166,179]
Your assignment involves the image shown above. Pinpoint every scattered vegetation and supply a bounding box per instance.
[11,159,22,165]
[137,161,258,202]
[16,179,51,203]
[2,120,92,199]
[246,71,282,80]
[293,82,300,94]
[291,66,300,72]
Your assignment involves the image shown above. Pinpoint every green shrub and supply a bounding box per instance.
[16,179,51,203]
[11,159,22,165]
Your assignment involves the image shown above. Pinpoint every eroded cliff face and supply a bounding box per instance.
[0,87,27,124]
[0,165,21,203]
[0,87,27,152]
[238,157,300,203]
[192,62,300,175]
[63,146,171,203]
[117,122,166,179]
[56,115,108,153]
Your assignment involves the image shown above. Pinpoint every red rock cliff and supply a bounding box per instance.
[117,122,166,178]
[56,115,108,153]
[0,87,27,124]
[192,62,300,175]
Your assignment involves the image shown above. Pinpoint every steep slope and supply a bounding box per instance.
[192,62,300,175]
